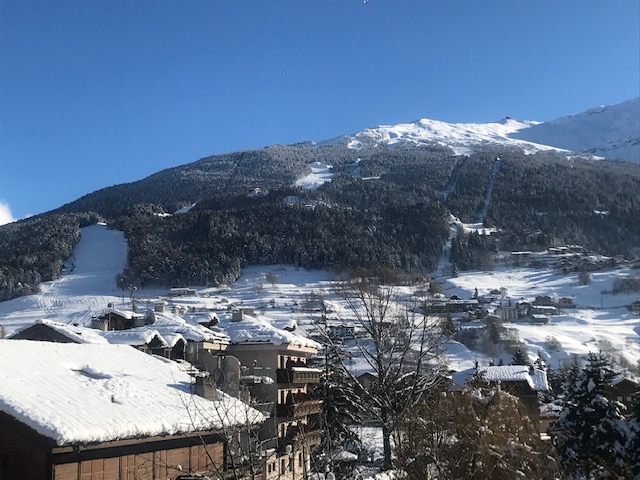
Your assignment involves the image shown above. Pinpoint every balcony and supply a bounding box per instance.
[276,392,322,419]
[277,425,323,454]
[276,363,322,385]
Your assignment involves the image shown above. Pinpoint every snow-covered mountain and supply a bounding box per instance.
[326,98,640,161]
[512,97,640,162]
[323,117,563,156]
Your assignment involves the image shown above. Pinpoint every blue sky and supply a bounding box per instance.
[1,0,638,222]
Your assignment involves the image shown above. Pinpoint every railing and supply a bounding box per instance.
[276,363,322,385]
[276,392,322,419]
[277,426,323,454]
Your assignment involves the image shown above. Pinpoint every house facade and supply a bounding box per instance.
[0,413,225,480]
[191,310,323,480]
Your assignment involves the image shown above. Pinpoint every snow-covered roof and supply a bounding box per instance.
[9,319,109,345]
[0,340,264,446]
[100,307,144,320]
[153,312,230,344]
[451,365,549,392]
[218,312,320,350]
[159,331,188,348]
[100,328,167,347]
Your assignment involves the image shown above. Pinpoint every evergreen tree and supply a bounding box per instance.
[626,391,640,479]
[552,352,629,478]
[318,352,364,449]
[511,347,529,366]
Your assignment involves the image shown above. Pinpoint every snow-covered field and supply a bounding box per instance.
[1,223,638,379]
[444,267,639,369]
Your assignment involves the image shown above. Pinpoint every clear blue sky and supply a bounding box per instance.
[1,0,638,222]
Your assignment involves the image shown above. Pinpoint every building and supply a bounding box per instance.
[8,319,110,344]
[328,324,355,340]
[607,377,639,412]
[168,287,198,297]
[450,365,549,422]
[9,319,192,361]
[494,303,518,322]
[191,309,323,480]
[91,306,148,331]
[0,340,264,480]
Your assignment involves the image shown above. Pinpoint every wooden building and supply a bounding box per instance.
[0,340,264,480]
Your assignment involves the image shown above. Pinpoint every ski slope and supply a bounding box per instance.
[0,223,128,333]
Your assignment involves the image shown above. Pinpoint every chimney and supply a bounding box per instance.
[194,372,217,401]
[231,309,244,322]
[529,365,535,376]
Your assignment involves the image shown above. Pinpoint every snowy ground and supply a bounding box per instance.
[0,224,130,333]
[1,223,638,378]
[294,162,334,189]
[443,266,640,370]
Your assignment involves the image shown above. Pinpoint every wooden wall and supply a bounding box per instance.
[0,420,49,480]
[0,413,225,480]
[54,442,225,480]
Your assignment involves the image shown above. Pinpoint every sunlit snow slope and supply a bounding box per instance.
[0,223,127,332]
[513,97,640,161]
[324,98,639,161]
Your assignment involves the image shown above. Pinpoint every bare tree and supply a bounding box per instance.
[334,270,447,470]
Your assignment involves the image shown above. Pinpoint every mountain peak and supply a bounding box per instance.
[330,116,561,156]
[322,98,639,161]
[512,97,640,161]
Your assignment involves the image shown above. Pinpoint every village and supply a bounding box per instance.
[0,224,639,479]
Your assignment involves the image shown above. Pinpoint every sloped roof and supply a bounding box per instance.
[451,365,549,392]
[100,328,168,347]
[8,319,109,345]
[218,312,320,350]
[153,312,230,344]
[0,340,264,446]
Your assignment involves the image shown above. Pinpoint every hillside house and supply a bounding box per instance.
[0,340,264,480]
[533,295,554,306]
[425,298,479,314]
[8,319,109,345]
[91,307,148,331]
[557,297,577,309]
[450,365,549,422]
[607,377,639,412]
[530,313,550,324]
[328,324,355,340]
[531,305,558,316]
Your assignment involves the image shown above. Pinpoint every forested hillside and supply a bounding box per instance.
[1,143,639,300]
[0,213,103,300]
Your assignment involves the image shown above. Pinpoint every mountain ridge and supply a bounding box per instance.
[326,97,639,162]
